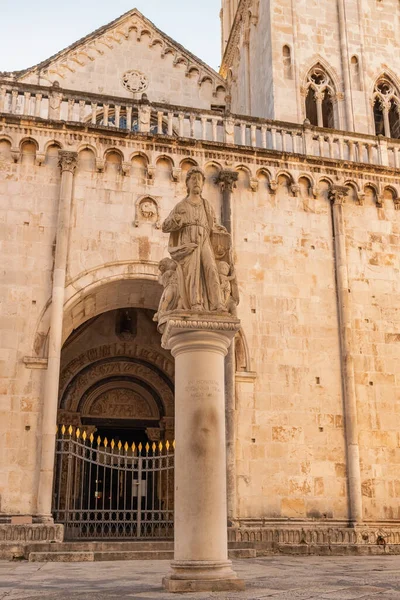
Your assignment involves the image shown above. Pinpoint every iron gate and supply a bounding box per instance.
[53,426,174,540]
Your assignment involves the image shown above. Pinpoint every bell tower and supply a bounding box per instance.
[221,0,400,137]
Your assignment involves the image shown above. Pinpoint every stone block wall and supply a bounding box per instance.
[227,0,400,134]
[0,120,400,524]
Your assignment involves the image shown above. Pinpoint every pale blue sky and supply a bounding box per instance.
[0,0,222,72]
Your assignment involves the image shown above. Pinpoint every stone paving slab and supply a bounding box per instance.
[0,556,400,599]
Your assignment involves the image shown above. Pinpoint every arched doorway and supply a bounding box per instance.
[52,304,175,540]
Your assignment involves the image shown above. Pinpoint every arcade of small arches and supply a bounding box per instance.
[1,135,399,210]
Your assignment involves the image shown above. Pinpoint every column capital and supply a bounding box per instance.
[59,150,78,173]
[159,312,240,356]
[216,169,238,193]
[329,185,348,205]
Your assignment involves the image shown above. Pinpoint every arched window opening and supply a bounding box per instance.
[322,89,334,128]
[350,56,361,91]
[373,98,385,135]
[305,87,318,126]
[372,77,400,138]
[45,144,60,167]
[283,45,292,80]
[304,65,338,129]
[389,101,400,138]
[21,140,37,165]
[105,151,122,174]
[78,148,96,172]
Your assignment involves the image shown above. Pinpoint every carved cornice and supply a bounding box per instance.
[59,150,78,173]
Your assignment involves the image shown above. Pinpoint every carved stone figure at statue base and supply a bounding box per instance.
[154,167,239,323]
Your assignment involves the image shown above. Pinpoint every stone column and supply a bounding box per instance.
[382,103,391,138]
[161,315,244,593]
[329,185,363,524]
[315,92,324,128]
[217,169,239,523]
[36,151,78,520]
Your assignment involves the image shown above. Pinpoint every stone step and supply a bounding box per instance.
[28,547,255,562]
[26,540,174,554]
[29,552,95,562]
[228,548,257,559]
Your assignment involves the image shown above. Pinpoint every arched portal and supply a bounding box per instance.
[51,275,175,540]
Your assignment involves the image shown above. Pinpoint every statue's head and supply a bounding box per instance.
[217,261,230,276]
[186,167,205,195]
[159,257,176,273]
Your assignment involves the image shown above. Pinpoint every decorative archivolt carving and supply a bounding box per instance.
[88,388,157,419]
[60,358,174,417]
[59,342,174,393]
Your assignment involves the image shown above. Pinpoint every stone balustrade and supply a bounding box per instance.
[1,80,400,169]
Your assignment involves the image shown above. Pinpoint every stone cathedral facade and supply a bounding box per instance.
[1,0,400,555]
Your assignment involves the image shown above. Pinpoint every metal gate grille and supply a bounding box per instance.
[53,426,174,540]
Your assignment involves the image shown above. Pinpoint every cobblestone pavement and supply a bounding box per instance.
[0,556,400,600]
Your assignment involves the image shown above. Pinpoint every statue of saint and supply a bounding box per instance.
[161,168,227,313]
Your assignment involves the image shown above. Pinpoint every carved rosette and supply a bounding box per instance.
[122,70,149,94]
[59,150,78,173]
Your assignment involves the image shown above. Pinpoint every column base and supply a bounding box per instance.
[163,560,245,593]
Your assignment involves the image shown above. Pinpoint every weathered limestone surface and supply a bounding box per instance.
[1,3,400,541]
[224,0,400,134]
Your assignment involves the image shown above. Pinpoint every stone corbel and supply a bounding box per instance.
[23,356,48,369]
[291,183,300,197]
[312,186,320,198]
[122,161,131,176]
[357,192,365,206]
[147,165,156,180]
[35,153,45,166]
[146,427,161,442]
[96,158,105,172]
[376,194,384,208]
[250,177,259,192]
[172,167,182,182]
[269,179,278,194]
[11,148,20,163]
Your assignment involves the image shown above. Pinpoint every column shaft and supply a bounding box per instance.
[173,332,229,561]
[36,151,77,519]
[217,170,239,523]
[330,187,363,523]
[161,317,244,592]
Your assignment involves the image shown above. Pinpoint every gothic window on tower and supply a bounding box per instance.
[372,77,400,139]
[304,65,337,129]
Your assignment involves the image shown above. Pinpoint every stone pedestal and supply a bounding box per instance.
[159,314,244,593]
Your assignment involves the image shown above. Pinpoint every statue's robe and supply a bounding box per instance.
[162,196,222,311]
